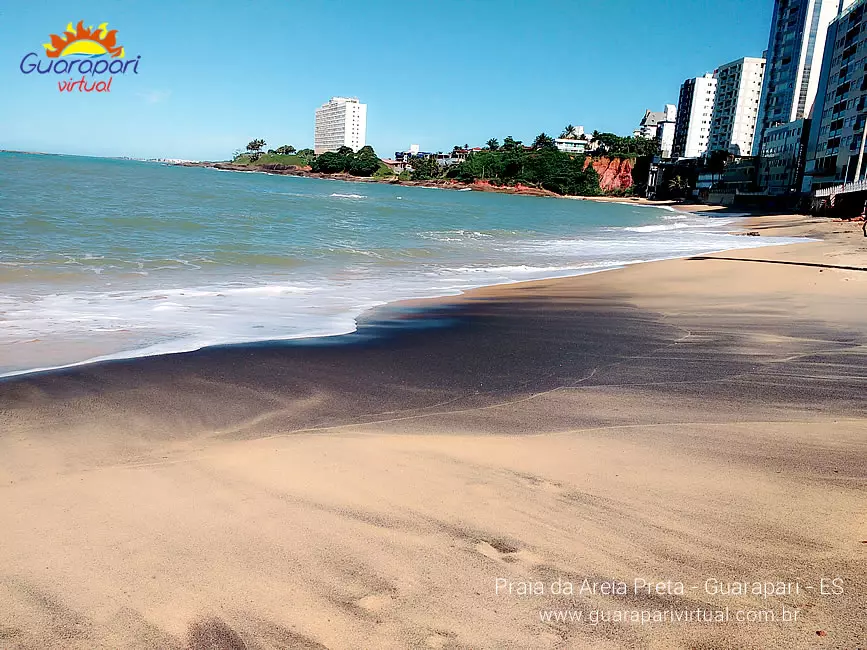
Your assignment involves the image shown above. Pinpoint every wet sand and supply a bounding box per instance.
[0,215,865,649]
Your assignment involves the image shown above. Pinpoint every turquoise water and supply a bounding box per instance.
[0,152,796,375]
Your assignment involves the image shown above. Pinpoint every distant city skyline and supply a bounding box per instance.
[0,0,772,160]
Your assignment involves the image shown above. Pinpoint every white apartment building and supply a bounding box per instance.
[672,73,718,159]
[555,125,589,154]
[314,97,367,155]
[635,106,674,139]
[753,0,857,155]
[655,104,677,158]
[707,57,766,156]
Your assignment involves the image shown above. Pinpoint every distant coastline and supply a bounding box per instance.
[175,159,728,211]
[175,160,569,198]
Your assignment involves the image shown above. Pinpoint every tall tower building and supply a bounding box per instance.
[708,57,766,156]
[753,0,855,155]
[655,104,678,158]
[802,0,867,191]
[672,73,718,159]
[314,97,367,155]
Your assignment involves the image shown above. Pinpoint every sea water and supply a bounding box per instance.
[0,152,800,376]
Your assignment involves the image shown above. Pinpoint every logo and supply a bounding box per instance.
[20,21,141,93]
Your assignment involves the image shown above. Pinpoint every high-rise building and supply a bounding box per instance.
[802,0,867,191]
[655,105,678,158]
[672,73,718,159]
[314,97,367,155]
[753,0,856,155]
[707,57,766,156]
[759,118,811,193]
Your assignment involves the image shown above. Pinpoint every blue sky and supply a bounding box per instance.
[0,1,772,160]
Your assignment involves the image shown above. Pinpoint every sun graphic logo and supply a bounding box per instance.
[43,21,125,58]
[20,20,141,93]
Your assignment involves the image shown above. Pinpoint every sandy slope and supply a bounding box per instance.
[0,215,865,649]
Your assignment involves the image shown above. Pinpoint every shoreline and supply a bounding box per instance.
[1,210,865,648]
[183,160,566,198]
[190,159,820,217]
[0,210,807,382]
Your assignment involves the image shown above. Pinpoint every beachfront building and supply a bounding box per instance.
[555,125,589,154]
[707,57,766,156]
[393,145,471,169]
[753,0,856,156]
[314,97,367,155]
[656,106,678,158]
[758,119,811,193]
[672,73,718,159]
[554,138,588,154]
[803,0,867,192]
[634,105,675,140]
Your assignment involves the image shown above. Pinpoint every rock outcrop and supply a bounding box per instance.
[584,157,634,192]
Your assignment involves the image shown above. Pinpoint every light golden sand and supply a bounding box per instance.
[0,215,865,649]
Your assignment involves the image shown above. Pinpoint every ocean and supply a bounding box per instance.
[0,151,799,376]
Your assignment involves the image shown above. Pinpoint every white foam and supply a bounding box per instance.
[330,193,366,199]
[0,201,808,379]
[620,223,710,232]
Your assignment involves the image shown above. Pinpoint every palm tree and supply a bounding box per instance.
[667,175,691,198]
[532,133,556,150]
[706,149,731,188]
[246,139,266,154]
[486,138,499,151]
[560,124,577,139]
[502,136,521,151]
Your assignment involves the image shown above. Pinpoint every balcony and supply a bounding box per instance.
[814,177,867,196]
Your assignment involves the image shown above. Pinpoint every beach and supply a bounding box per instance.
[2,152,798,379]
[0,213,865,649]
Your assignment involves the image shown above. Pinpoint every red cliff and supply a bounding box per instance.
[584,157,634,192]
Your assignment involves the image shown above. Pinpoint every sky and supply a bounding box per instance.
[0,1,773,161]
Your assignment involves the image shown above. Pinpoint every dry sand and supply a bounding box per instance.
[0,215,865,649]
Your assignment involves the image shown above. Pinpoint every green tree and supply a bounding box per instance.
[296,148,314,157]
[532,133,557,151]
[591,133,659,157]
[410,156,441,181]
[245,138,266,162]
[501,136,523,151]
[667,175,691,198]
[311,151,348,174]
[349,155,380,176]
[486,138,499,151]
[336,145,354,156]
[246,139,266,154]
[348,146,381,177]
[705,149,732,186]
[560,124,576,138]
[275,145,296,155]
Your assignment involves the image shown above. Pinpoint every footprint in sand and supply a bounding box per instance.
[514,471,566,494]
[475,539,543,566]
[423,631,457,648]
[355,592,395,613]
